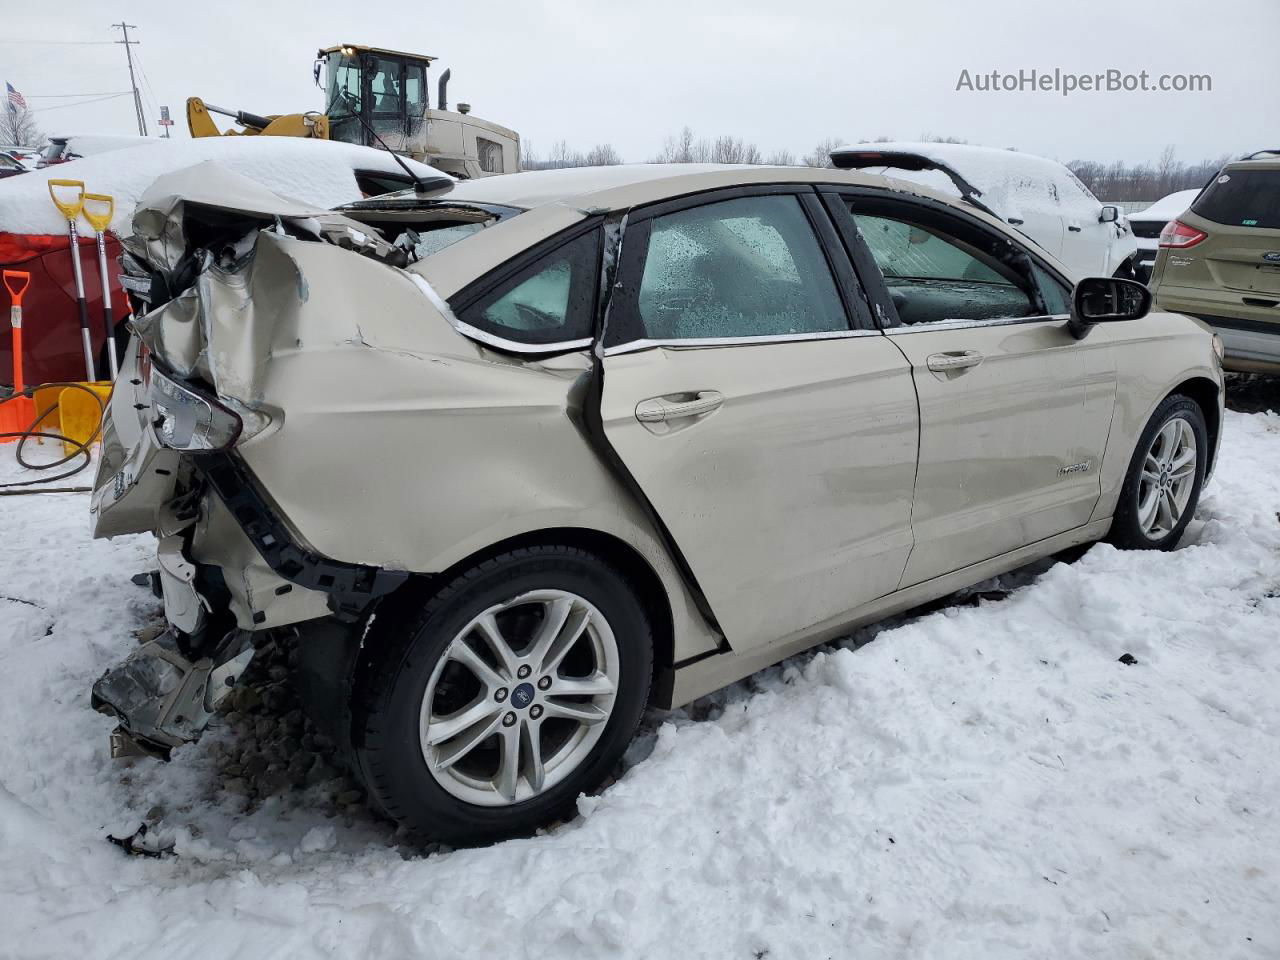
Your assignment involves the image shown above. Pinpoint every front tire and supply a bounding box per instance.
[354,545,652,846]
[1107,395,1207,550]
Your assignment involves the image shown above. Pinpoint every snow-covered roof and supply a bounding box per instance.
[830,141,1101,221]
[1128,188,1200,224]
[0,137,446,236]
[47,133,164,155]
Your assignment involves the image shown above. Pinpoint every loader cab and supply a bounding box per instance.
[316,43,521,180]
[318,45,432,155]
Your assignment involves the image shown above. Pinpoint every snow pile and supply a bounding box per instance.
[1,411,1280,958]
[0,137,443,236]
[1130,188,1201,225]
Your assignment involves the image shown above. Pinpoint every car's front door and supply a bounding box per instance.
[598,188,920,652]
[825,189,1116,587]
[1057,171,1115,276]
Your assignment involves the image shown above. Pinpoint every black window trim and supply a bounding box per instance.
[820,186,1075,333]
[602,183,875,351]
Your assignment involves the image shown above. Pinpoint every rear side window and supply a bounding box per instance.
[635,194,847,340]
[1192,169,1280,229]
[457,230,599,345]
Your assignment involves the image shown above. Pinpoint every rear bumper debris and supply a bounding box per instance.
[92,628,255,758]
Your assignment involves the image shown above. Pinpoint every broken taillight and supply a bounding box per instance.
[148,366,243,452]
[1158,220,1207,249]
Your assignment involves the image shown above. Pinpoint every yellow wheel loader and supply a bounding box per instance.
[187,44,519,179]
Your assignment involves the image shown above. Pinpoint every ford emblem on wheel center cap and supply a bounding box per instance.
[511,683,535,709]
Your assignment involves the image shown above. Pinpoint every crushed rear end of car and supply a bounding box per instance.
[89,164,463,757]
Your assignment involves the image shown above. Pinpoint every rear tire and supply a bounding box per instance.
[353,545,652,846]
[1107,395,1207,550]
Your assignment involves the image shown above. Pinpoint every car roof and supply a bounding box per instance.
[1225,156,1280,171]
[439,163,960,213]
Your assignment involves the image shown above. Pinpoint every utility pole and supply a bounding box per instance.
[111,21,148,136]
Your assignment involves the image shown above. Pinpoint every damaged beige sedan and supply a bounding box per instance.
[91,162,1224,845]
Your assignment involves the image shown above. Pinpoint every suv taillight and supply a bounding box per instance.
[1158,220,1207,249]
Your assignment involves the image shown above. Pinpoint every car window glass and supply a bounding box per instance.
[636,195,847,340]
[1032,263,1071,315]
[1192,169,1280,229]
[850,209,1037,325]
[459,231,597,345]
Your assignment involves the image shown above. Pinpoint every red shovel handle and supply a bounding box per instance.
[2,269,30,305]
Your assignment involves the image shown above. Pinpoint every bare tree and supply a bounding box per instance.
[522,139,623,170]
[1067,145,1235,201]
[654,126,710,163]
[0,106,43,148]
[802,136,845,168]
[584,143,622,166]
[709,135,761,164]
[547,140,577,168]
[766,148,796,166]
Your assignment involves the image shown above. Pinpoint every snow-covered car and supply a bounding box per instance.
[89,163,1222,846]
[1128,188,1200,282]
[0,152,26,180]
[1,137,446,386]
[33,133,161,169]
[830,142,1140,281]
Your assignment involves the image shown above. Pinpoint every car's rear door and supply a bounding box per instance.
[823,188,1116,587]
[598,187,919,652]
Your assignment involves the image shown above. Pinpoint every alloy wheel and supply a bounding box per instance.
[1137,415,1198,540]
[418,589,620,807]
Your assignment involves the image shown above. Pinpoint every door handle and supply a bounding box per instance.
[1067,224,1082,233]
[636,391,724,423]
[926,351,984,372]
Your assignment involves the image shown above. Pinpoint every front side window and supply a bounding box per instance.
[457,230,598,345]
[1032,263,1071,315]
[850,207,1037,325]
[634,194,847,340]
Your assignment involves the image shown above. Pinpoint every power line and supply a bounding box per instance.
[130,47,162,125]
[27,92,133,113]
[25,91,133,98]
[0,40,116,45]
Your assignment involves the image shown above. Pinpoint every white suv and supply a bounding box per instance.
[831,142,1139,280]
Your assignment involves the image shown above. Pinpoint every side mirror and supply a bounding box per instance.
[1068,276,1151,339]
[313,59,323,88]
[1099,204,1120,223]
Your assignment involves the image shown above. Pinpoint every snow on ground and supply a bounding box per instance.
[1,411,1279,960]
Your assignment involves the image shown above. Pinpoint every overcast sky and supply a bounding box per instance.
[4,0,1277,166]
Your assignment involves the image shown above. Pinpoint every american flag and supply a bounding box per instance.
[6,83,27,112]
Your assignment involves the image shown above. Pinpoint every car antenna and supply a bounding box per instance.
[339,90,434,194]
